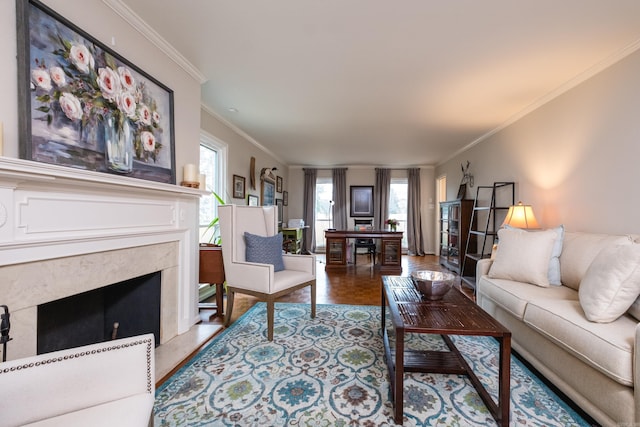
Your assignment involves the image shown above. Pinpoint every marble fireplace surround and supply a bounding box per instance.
[0,157,216,377]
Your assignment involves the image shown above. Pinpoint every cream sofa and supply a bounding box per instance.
[476,230,640,427]
[0,334,155,427]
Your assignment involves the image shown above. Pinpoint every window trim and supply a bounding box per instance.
[200,131,228,198]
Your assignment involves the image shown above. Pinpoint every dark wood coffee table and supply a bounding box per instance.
[381,275,511,426]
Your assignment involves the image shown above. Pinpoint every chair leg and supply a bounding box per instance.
[267,300,275,341]
[224,289,235,327]
[310,281,316,319]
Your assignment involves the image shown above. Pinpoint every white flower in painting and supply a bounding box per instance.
[141,131,156,152]
[59,92,83,121]
[138,104,152,125]
[69,44,94,74]
[117,66,135,91]
[117,92,137,119]
[152,111,160,125]
[49,66,67,87]
[97,67,121,102]
[31,69,52,91]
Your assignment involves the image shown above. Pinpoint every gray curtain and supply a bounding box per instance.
[332,168,348,230]
[407,168,425,256]
[373,168,391,230]
[302,168,317,253]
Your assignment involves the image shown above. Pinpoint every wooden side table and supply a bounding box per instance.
[199,244,225,317]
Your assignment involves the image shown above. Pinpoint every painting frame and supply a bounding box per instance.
[283,190,288,206]
[350,185,374,217]
[261,178,276,206]
[248,194,259,206]
[233,174,245,199]
[276,176,283,193]
[276,198,283,226]
[16,0,176,184]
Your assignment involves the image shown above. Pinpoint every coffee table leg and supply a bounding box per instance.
[498,335,511,426]
[395,327,404,425]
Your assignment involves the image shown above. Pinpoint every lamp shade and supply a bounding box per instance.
[502,201,540,229]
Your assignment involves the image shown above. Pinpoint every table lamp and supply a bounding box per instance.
[501,201,540,229]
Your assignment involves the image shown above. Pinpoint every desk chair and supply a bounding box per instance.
[353,219,376,265]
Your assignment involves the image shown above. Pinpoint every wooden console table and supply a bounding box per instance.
[199,244,225,317]
[324,229,403,274]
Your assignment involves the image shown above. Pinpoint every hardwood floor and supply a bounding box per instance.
[199,254,473,326]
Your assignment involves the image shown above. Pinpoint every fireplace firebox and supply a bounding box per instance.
[37,272,161,354]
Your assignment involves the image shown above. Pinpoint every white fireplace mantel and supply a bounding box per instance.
[0,156,207,361]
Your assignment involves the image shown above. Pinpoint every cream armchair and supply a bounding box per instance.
[219,205,316,340]
[0,334,155,427]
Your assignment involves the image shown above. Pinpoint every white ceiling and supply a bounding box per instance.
[118,0,640,167]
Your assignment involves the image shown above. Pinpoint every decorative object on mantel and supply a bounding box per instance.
[16,0,176,184]
[249,157,256,189]
[248,194,259,206]
[276,175,283,193]
[198,173,207,191]
[180,163,199,188]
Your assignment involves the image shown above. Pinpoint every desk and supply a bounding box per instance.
[280,227,307,254]
[324,229,403,274]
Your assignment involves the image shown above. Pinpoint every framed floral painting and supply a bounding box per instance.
[16,0,176,184]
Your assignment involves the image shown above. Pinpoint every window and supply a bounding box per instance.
[314,178,333,248]
[199,133,227,243]
[389,178,408,248]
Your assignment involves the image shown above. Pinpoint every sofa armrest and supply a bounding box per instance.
[477,258,493,278]
[0,334,155,427]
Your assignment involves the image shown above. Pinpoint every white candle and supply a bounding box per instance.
[199,173,206,190]
[183,163,198,182]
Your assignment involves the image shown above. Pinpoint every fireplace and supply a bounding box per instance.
[37,272,161,354]
[0,157,204,363]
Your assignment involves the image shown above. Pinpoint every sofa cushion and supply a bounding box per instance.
[244,232,285,272]
[488,227,557,287]
[560,232,632,290]
[578,244,640,322]
[477,275,578,320]
[523,299,636,386]
[506,224,564,285]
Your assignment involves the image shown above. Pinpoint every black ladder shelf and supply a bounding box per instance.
[460,182,514,290]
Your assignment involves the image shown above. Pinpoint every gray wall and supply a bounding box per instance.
[436,49,640,235]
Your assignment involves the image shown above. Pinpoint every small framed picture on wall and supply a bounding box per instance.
[233,175,246,199]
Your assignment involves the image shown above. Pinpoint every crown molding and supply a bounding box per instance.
[102,0,207,84]
[201,104,287,165]
[438,37,640,167]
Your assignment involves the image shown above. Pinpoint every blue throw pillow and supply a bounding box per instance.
[244,232,285,272]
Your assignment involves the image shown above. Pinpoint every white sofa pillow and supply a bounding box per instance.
[579,244,640,323]
[505,224,564,285]
[488,228,557,287]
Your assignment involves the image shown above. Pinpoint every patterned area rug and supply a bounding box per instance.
[154,303,590,426]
